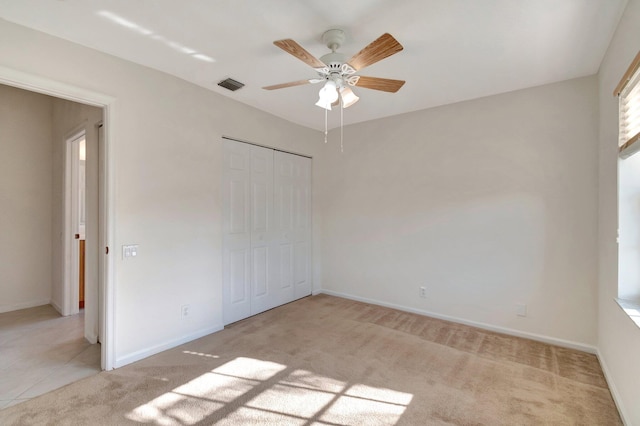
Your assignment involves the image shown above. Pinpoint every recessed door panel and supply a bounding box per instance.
[280,185,293,230]
[299,187,309,229]
[252,155,267,173]
[294,186,302,229]
[230,152,246,170]
[294,242,308,284]
[294,241,311,298]
[280,244,293,290]
[252,246,268,297]
[230,249,249,304]
[252,182,268,233]
[279,154,293,175]
[229,179,246,234]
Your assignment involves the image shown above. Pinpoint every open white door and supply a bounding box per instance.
[84,122,100,344]
[63,125,99,345]
[63,131,84,316]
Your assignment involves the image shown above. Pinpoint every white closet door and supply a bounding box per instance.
[222,140,251,325]
[223,139,311,325]
[248,145,279,315]
[275,151,311,301]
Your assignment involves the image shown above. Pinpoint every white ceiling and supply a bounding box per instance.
[0,0,628,131]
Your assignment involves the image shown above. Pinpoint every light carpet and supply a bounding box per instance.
[0,295,621,425]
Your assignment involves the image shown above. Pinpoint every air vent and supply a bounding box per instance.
[218,78,245,91]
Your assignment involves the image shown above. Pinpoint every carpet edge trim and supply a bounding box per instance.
[114,324,223,368]
[317,289,597,354]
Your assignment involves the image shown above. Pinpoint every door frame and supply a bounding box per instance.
[0,65,117,371]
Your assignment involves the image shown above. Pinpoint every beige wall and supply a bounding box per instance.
[0,84,53,312]
[597,0,640,423]
[320,76,599,348]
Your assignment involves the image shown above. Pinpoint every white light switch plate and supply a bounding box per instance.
[122,244,139,259]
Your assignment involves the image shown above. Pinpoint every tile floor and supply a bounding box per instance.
[0,305,101,409]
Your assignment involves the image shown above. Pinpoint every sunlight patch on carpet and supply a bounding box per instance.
[182,350,219,359]
[126,357,413,425]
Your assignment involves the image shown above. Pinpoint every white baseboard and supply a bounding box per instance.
[85,331,98,345]
[50,299,63,315]
[0,299,51,314]
[317,289,597,354]
[115,324,223,368]
[597,349,630,425]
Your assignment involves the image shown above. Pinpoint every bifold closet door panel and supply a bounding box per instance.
[248,145,280,316]
[222,140,251,325]
[275,151,312,302]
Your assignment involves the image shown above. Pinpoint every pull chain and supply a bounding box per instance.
[324,107,328,144]
[340,99,344,153]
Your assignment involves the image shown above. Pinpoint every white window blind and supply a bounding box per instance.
[617,51,640,158]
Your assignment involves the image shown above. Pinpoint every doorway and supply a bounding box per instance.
[0,65,116,370]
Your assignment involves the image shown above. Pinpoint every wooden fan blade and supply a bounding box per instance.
[354,76,405,93]
[347,33,403,71]
[262,80,312,90]
[274,39,326,69]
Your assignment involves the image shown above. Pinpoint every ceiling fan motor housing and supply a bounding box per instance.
[320,29,347,71]
[322,28,346,51]
[317,51,359,89]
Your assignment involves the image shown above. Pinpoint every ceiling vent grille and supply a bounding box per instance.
[218,78,245,91]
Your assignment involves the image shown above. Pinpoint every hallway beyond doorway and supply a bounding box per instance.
[0,305,100,409]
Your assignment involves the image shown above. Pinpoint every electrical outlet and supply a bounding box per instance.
[516,303,527,317]
[419,286,427,298]
[181,304,190,319]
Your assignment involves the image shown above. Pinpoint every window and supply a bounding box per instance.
[616,51,640,327]
[616,51,640,157]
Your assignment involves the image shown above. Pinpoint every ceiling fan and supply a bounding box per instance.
[263,29,405,110]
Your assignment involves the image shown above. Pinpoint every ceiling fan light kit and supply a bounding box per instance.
[316,79,339,110]
[263,28,405,150]
[340,86,359,108]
